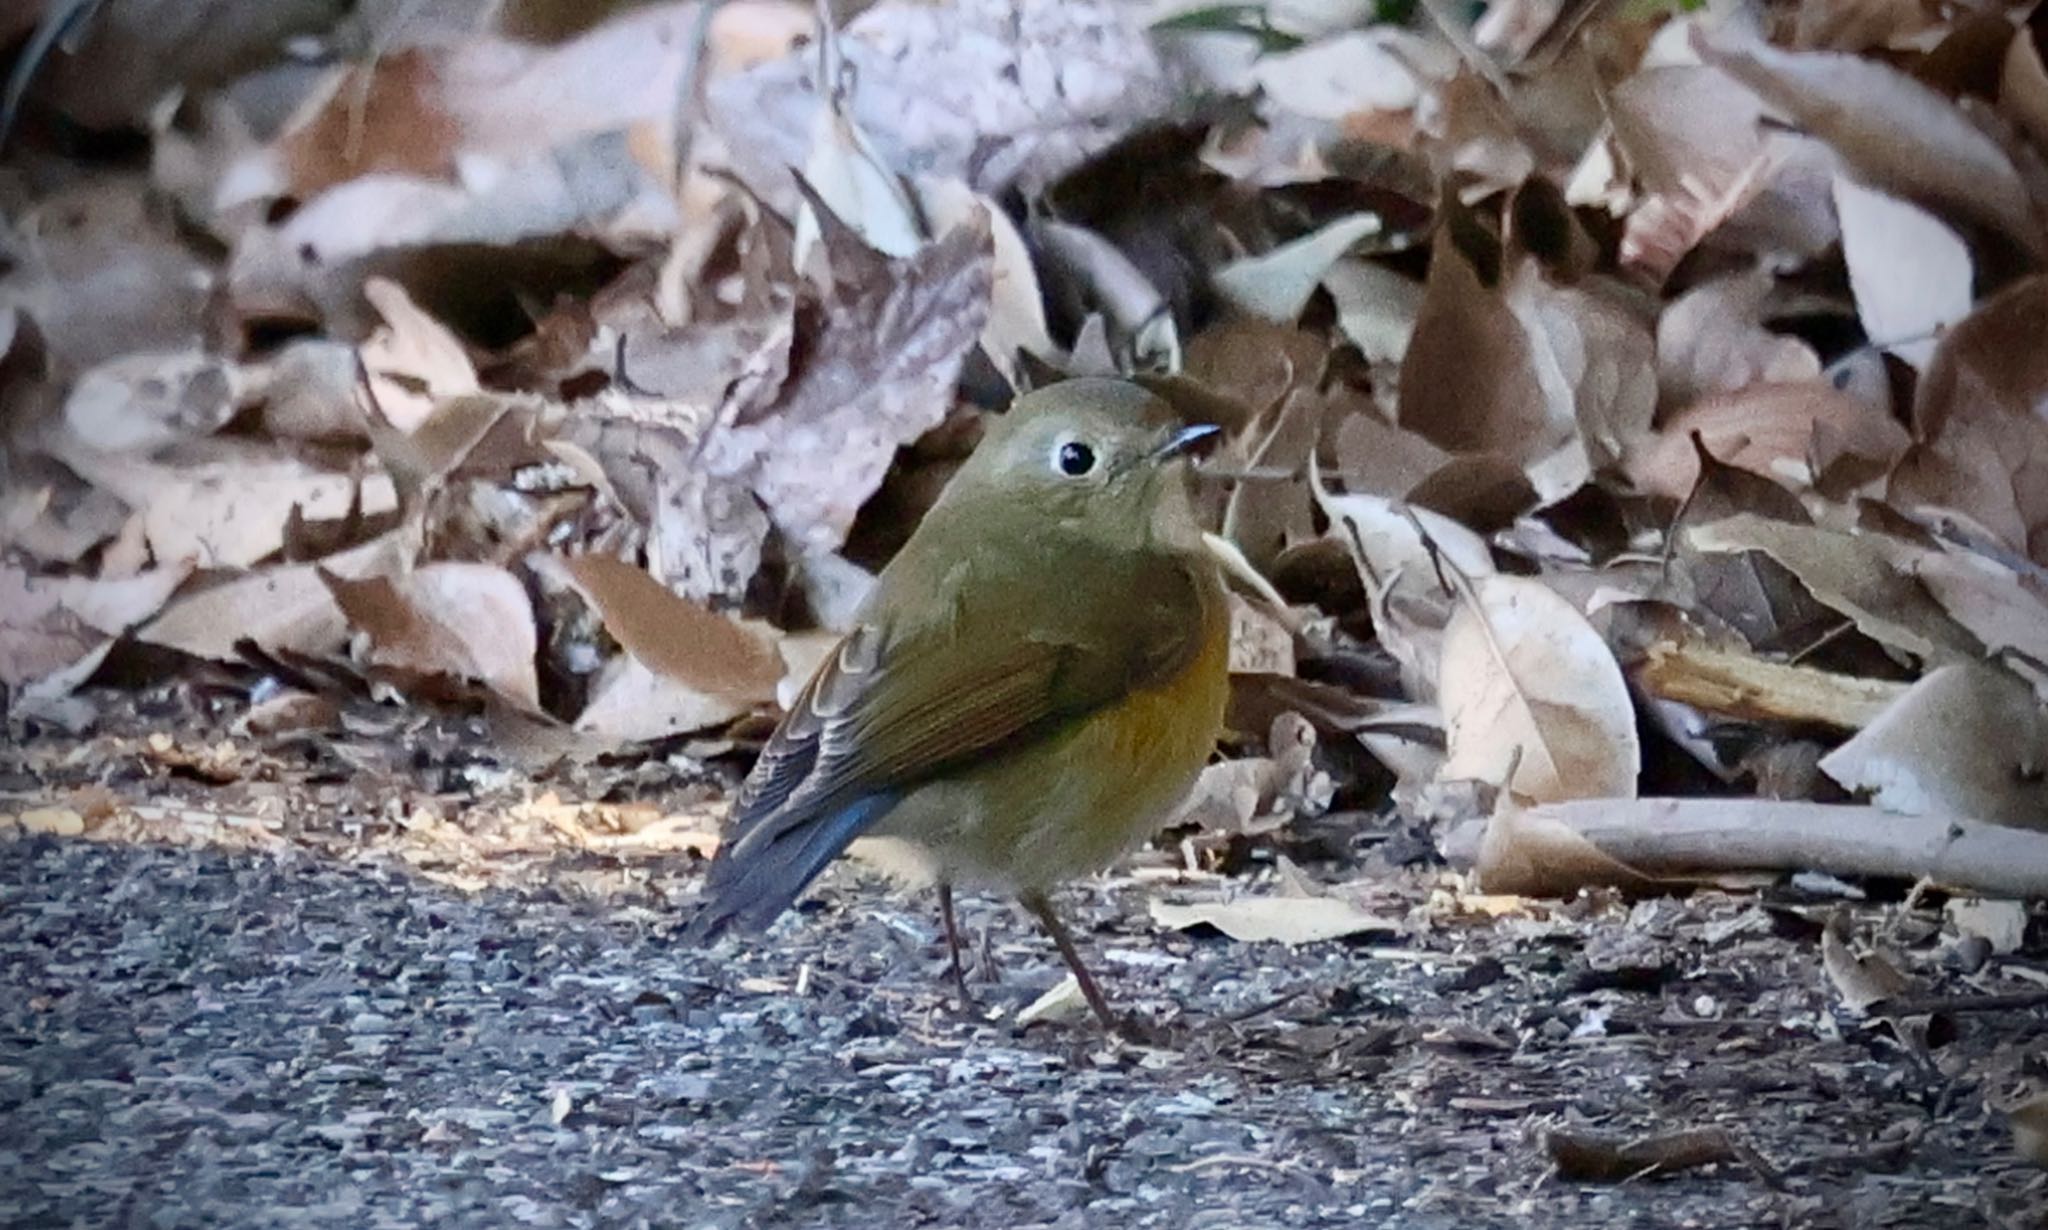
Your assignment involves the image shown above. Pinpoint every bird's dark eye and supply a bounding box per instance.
[1056,440,1097,477]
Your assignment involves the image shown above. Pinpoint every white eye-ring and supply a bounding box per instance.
[1051,435,1098,478]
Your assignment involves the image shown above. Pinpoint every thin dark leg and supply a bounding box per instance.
[937,881,971,1004]
[1020,891,1119,1033]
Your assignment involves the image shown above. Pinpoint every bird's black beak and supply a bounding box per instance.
[1150,423,1222,461]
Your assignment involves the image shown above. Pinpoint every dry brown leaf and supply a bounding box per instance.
[1831,175,1971,372]
[1687,514,1979,664]
[2004,28,2048,154]
[323,563,540,710]
[1415,69,1536,201]
[549,553,781,703]
[0,563,191,690]
[1702,33,2044,259]
[1905,546,2048,697]
[359,278,480,435]
[1398,232,1569,490]
[1819,664,2048,831]
[1440,573,1641,803]
[1627,382,1908,501]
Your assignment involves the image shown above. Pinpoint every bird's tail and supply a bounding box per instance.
[681,793,897,942]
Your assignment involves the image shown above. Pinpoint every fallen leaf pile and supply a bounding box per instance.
[4,0,2048,914]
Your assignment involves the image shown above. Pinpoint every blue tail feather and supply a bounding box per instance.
[684,792,898,941]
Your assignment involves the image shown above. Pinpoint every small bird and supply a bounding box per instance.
[684,377,1230,1031]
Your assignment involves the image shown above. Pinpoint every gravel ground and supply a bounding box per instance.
[3,828,2043,1229]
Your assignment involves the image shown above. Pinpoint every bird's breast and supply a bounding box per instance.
[878,592,1231,891]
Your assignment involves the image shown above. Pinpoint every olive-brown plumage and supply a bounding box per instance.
[685,378,1229,1029]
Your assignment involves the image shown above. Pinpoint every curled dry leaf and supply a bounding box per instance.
[322,562,540,710]
[1440,573,1641,803]
[0,562,191,690]
[707,217,993,560]
[1472,799,1660,896]
[1819,663,2048,831]
[1820,919,1913,1015]
[359,278,480,435]
[1831,175,1972,372]
[574,655,752,745]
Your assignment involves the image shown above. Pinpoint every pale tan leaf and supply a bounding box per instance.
[1322,259,1425,367]
[1440,573,1641,803]
[1214,214,1383,323]
[0,563,191,689]
[57,440,399,570]
[1655,269,1822,407]
[574,655,749,744]
[1820,664,2048,831]
[1474,801,1661,896]
[359,278,479,435]
[1148,895,1403,944]
[1831,175,1972,371]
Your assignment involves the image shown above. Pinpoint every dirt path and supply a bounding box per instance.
[3,826,2039,1228]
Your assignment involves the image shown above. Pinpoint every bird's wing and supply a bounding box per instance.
[688,547,1216,936]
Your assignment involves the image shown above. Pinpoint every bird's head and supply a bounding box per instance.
[943,378,1220,542]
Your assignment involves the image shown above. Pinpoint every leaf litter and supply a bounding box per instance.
[2,0,2047,1222]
